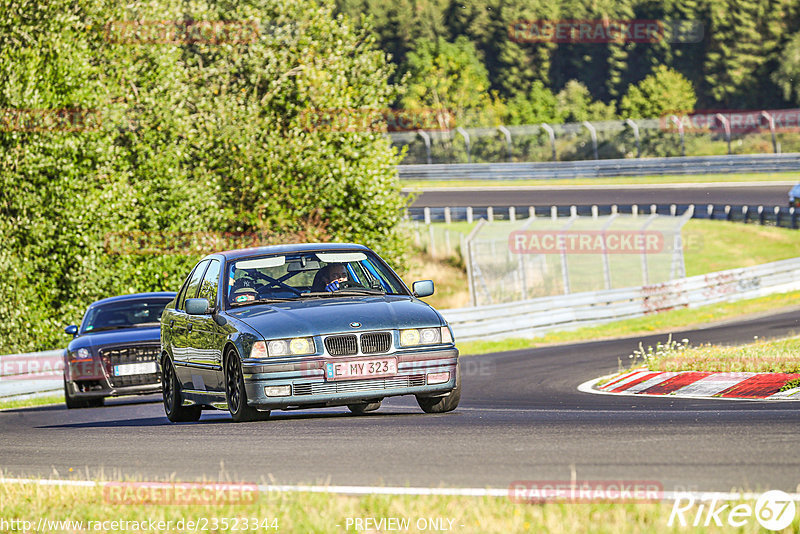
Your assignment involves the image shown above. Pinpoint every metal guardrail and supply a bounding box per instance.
[398,153,800,180]
[407,203,800,230]
[441,257,800,341]
[0,349,64,399]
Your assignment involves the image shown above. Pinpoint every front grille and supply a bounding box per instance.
[324,335,358,356]
[99,345,161,388]
[293,374,426,396]
[361,332,391,354]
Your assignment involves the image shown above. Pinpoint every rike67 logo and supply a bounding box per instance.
[668,490,796,531]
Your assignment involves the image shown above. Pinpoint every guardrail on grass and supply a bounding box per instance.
[0,349,64,399]
[440,257,800,341]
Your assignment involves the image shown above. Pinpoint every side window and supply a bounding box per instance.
[197,260,221,309]
[178,260,210,311]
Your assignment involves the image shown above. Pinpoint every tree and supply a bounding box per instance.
[772,31,800,104]
[504,81,561,124]
[620,65,697,118]
[555,80,617,122]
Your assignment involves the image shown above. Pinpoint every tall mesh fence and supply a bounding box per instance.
[465,211,692,306]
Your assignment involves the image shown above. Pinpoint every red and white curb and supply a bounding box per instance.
[579,370,800,400]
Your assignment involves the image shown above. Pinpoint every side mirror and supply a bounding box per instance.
[185,298,210,315]
[412,280,434,298]
[65,325,78,336]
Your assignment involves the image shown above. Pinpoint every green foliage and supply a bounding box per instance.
[620,66,697,118]
[554,80,617,122]
[504,81,560,125]
[0,0,407,353]
[772,31,800,104]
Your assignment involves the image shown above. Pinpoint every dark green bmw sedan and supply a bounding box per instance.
[159,243,460,422]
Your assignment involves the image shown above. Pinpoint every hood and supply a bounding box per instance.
[226,295,443,340]
[68,326,162,353]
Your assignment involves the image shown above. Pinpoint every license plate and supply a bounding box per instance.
[325,358,397,381]
[113,362,157,376]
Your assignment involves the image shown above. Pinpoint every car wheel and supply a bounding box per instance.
[64,378,89,409]
[162,356,201,423]
[347,400,382,414]
[224,349,269,423]
[416,368,461,414]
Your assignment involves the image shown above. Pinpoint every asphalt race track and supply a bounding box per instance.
[409,184,792,208]
[2,309,799,493]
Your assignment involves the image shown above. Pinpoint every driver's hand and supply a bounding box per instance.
[325,280,340,292]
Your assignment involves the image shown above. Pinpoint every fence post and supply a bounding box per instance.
[487,206,494,222]
[444,206,451,224]
[456,127,471,163]
[669,115,685,157]
[466,206,473,224]
[497,125,513,162]
[582,121,599,160]
[416,130,432,164]
[423,206,431,225]
[509,206,516,222]
[760,111,778,154]
[541,123,557,161]
[714,113,731,155]
[625,118,641,158]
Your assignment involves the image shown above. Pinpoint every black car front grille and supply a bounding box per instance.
[99,345,161,388]
[361,332,391,354]
[324,335,358,356]
[293,374,426,396]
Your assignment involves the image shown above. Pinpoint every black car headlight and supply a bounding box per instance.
[399,327,453,347]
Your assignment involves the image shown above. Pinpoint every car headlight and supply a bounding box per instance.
[69,348,91,361]
[399,327,452,347]
[251,337,316,358]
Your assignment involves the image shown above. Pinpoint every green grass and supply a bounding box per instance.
[402,170,800,189]
[0,479,794,533]
[457,290,800,356]
[639,335,800,373]
[0,394,63,411]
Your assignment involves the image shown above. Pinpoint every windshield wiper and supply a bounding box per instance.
[87,325,141,333]
[229,297,294,308]
[300,288,386,298]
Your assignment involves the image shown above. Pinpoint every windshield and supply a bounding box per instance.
[225,250,407,306]
[81,298,173,333]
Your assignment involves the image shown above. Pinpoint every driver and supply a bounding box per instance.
[312,264,349,292]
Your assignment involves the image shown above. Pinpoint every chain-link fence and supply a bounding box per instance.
[463,210,693,306]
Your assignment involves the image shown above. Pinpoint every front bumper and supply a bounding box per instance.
[66,360,161,399]
[241,347,458,409]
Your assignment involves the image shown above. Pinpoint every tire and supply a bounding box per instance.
[416,368,461,414]
[224,349,269,423]
[162,356,201,423]
[347,400,382,414]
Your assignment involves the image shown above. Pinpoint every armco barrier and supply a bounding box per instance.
[398,153,800,180]
[440,257,800,341]
[0,349,64,399]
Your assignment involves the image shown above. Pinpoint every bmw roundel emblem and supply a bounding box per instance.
[350,322,362,328]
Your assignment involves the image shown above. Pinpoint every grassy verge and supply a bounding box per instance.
[457,290,800,356]
[1,480,793,533]
[632,335,800,374]
[402,170,800,189]
[0,394,63,411]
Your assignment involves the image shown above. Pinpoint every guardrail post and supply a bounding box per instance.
[551,205,558,220]
[591,205,598,219]
[724,205,731,221]
[466,206,473,224]
[707,204,714,219]
[742,205,749,223]
[670,204,677,216]
[487,206,494,222]
[528,206,536,219]
[416,130,432,164]
[570,205,577,217]
[541,123,556,161]
[509,206,516,222]
[760,111,778,154]
[669,115,685,156]
[625,118,641,158]
[582,121,599,160]
[650,204,657,215]
[758,205,765,225]
[444,206,451,224]
[611,205,618,215]
[423,206,431,225]
[456,126,471,163]
[632,205,638,217]
[791,207,797,229]
[714,113,731,155]
[497,125,513,162]
[774,205,781,227]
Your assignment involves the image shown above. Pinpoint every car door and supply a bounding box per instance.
[171,260,209,386]
[186,258,226,394]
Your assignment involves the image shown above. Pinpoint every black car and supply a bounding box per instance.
[63,292,176,408]
[159,243,460,422]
